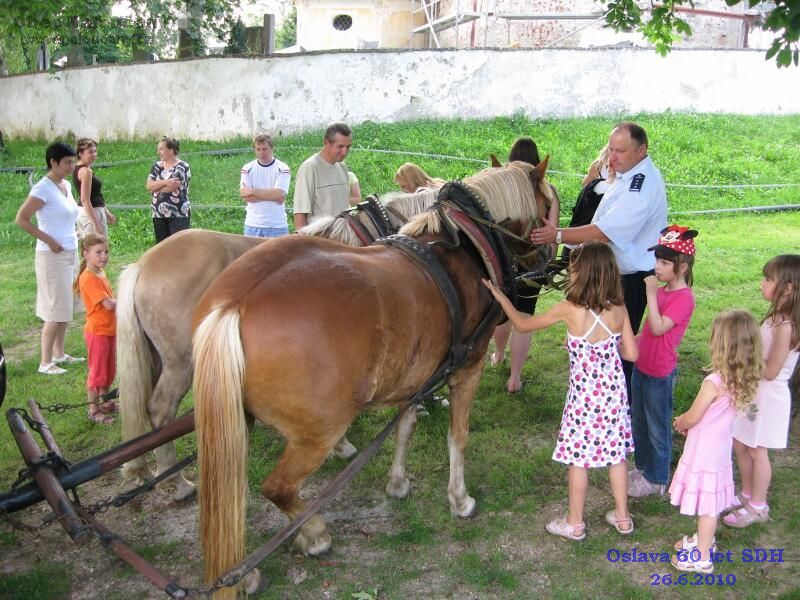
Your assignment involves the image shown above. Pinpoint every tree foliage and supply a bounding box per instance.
[0,0,238,72]
[275,6,297,50]
[602,0,800,68]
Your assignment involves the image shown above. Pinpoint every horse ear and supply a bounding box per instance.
[490,154,501,168]
[531,155,549,181]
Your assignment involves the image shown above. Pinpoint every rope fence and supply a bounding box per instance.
[3,146,798,218]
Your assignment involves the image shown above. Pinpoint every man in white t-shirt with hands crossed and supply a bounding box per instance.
[240,134,291,238]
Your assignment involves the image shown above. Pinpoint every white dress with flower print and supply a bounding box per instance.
[553,310,634,468]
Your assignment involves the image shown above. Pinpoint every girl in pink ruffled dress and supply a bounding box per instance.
[669,310,762,573]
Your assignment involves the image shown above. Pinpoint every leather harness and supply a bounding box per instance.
[375,180,523,402]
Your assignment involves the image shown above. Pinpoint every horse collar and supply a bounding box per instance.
[435,181,517,303]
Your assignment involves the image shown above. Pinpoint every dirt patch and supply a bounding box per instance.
[3,327,43,364]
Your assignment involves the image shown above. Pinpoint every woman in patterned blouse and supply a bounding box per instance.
[145,137,191,243]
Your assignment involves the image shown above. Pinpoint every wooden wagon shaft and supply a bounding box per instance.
[27,399,63,456]
[6,409,90,543]
[73,505,189,599]
[0,411,195,515]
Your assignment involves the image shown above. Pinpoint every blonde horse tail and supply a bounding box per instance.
[117,262,153,444]
[193,308,248,598]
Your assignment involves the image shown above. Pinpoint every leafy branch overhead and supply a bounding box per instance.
[0,0,237,67]
[601,0,800,67]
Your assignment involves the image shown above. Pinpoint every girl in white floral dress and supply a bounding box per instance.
[484,241,638,541]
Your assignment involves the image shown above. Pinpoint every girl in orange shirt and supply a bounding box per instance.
[74,233,117,424]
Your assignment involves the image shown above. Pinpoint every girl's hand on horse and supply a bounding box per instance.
[482,278,502,297]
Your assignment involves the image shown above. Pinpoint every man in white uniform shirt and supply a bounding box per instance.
[530,122,667,388]
[240,134,291,238]
[292,122,354,230]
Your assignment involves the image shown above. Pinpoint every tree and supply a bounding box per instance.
[0,0,114,69]
[602,1,800,68]
[0,0,238,74]
[275,6,297,50]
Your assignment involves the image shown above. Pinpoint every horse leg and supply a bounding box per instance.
[447,361,483,518]
[330,434,357,459]
[147,366,196,502]
[385,405,418,498]
[260,438,340,557]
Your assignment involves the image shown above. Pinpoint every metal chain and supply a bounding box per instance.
[82,454,196,517]
[0,508,60,535]
[34,388,119,415]
[11,452,72,489]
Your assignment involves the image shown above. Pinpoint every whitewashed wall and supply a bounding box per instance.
[0,48,797,141]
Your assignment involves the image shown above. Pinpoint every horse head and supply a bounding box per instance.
[474,158,553,275]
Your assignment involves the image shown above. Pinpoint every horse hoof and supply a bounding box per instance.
[294,529,332,557]
[330,437,357,459]
[173,479,197,503]
[121,465,152,485]
[243,569,268,595]
[174,485,197,503]
[451,496,477,519]
[385,477,411,498]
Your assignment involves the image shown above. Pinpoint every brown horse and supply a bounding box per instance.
[192,160,551,597]
[117,189,442,500]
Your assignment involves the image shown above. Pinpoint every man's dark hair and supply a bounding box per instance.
[161,136,180,154]
[614,121,648,148]
[508,137,540,166]
[324,122,352,143]
[45,142,76,170]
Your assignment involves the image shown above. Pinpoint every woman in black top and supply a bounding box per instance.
[74,138,116,238]
[490,137,561,394]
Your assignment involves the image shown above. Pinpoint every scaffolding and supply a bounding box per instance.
[411,0,606,49]
[411,0,761,50]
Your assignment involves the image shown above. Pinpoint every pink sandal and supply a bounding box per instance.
[723,503,769,528]
[605,510,634,534]
[546,517,586,541]
[99,400,119,414]
[88,411,114,425]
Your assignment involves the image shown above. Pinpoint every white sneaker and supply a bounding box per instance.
[38,362,67,375]
[628,473,666,497]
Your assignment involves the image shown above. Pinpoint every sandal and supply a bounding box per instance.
[38,362,67,375]
[727,492,749,511]
[605,510,634,534]
[671,552,713,573]
[674,533,716,552]
[88,411,114,425]
[99,400,119,414]
[723,503,769,528]
[53,354,85,364]
[546,517,586,541]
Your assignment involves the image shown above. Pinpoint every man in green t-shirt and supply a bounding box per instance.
[293,123,354,230]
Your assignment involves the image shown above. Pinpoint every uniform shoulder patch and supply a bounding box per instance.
[629,173,645,192]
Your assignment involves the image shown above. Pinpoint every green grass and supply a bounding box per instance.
[0,563,71,599]
[1,115,799,599]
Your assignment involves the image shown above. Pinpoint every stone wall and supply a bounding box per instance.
[0,48,796,141]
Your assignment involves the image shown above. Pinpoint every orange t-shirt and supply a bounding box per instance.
[79,269,116,336]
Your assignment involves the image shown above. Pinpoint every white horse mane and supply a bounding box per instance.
[400,163,541,237]
[300,187,441,246]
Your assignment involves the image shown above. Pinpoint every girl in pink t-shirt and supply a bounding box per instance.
[629,225,697,498]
